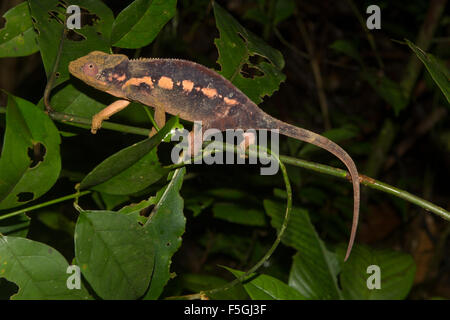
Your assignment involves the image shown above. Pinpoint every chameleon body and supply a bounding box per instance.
[69,51,360,261]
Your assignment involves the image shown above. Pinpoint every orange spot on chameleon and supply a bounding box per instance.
[201,87,218,99]
[122,76,154,89]
[224,97,238,105]
[182,80,194,93]
[116,74,127,82]
[158,76,173,90]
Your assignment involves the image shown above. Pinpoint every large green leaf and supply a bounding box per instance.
[225,266,306,300]
[405,39,450,104]
[337,244,416,300]
[264,199,342,299]
[74,210,155,299]
[29,0,113,87]
[0,2,39,57]
[0,94,61,210]
[79,117,178,195]
[213,2,285,104]
[111,0,177,48]
[212,202,266,226]
[44,82,111,118]
[143,167,186,299]
[0,236,91,299]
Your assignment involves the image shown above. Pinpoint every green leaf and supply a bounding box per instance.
[111,0,177,49]
[225,266,306,300]
[36,210,75,236]
[405,39,450,104]
[29,0,113,87]
[213,202,266,226]
[274,0,295,25]
[143,167,186,299]
[264,200,342,299]
[184,195,214,217]
[0,2,39,57]
[213,2,286,104]
[0,94,61,210]
[244,0,294,26]
[337,244,416,300]
[329,39,363,65]
[0,236,91,299]
[44,82,111,118]
[0,214,30,237]
[362,70,408,115]
[79,117,178,195]
[74,210,155,299]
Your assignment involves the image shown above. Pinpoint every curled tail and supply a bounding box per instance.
[270,118,360,261]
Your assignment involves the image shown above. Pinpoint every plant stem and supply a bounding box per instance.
[164,143,450,222]
[48,110,151,136]
[6,105,447,221]
[0,191,91,221]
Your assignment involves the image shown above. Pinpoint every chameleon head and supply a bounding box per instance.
[68,51,128,96]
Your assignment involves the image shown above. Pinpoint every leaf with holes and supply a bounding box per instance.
[337,244,416,300]
[0,94,61,210]
[213,2,286,104]
[0,236,91,299]
[0,2,39,58]
[143,167,186,299]
[29,0,113,87]
[224,266,306,300]
[74,210,155,299]
[264,199,342,299]
[111,0,177,49]
[79,117,178,195]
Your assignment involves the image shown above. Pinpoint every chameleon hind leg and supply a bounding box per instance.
[91,99,131,134]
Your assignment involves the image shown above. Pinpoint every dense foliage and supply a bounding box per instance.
[0,0,449,300]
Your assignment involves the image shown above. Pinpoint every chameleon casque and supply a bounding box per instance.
[69,51,360,261]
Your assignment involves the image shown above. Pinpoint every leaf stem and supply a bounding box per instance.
[0,191,91,221]
[10,105,446,221]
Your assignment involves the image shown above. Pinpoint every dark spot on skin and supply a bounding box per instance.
[17,192,34,202]
[228,106,238,116]
[55,72,60,78]
[166,242,171,247]
[27,143,46,168]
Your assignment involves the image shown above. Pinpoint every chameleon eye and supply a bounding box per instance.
[82,62,98,77]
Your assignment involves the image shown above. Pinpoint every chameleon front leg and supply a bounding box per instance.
[91,99,131,134]
[150,107,166,137]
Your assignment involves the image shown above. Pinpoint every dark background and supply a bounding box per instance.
[0,0,449,299]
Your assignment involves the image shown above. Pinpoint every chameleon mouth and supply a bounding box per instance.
[68,60,81,78]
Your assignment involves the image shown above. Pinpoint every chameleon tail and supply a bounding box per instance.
[270,118,360,261]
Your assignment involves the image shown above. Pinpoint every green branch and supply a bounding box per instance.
[0,191,91,221]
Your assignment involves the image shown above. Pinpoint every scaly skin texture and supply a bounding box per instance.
[69,51,360,261]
